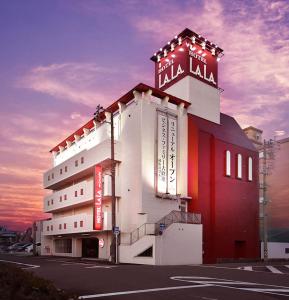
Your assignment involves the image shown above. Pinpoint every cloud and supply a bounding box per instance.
[19,63,115,107]
[128,0,289,137]
[19,62,152,109]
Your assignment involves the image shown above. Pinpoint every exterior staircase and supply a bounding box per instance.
[121,210,201,245]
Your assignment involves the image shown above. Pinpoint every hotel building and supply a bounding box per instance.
[41,28,259,264]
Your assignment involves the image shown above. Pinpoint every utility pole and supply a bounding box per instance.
[94,105,116,264]
[262,140,268,261]
[260,138,280,261]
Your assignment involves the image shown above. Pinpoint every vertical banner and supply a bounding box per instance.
[157,113,168,194]
[168,116,177,194]
[94,165,102,230]
[157,112,177,195]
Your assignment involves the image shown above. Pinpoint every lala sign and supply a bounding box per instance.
[189,50,216,85]
[158,59,184,89]
[157,112,177,195]
[94,165,102,230]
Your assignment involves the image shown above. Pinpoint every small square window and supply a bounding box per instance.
[75,160,78,167]
[64,194,67,200]
[47,226,49,231]
[51,199,54,205]
[81,157,84,164]
[51,173,54,179]
[75,191,77,197]
[80,220,83,227]
[65,166,68,172]
[60,169,62,175]
[48,175,50,181]
[64,223,67,229]
[80,188,84,195]
[59,224,62,230]
[50,225,53,231]
[74,222,77,228]
[47,200,50,206]
[285,248,289,254]
[60,196,62,202]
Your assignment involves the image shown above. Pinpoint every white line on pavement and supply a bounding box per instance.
[79,284,212,299]
[238,266,253,271]
[0,259,40,269]
[266,266,283,274]
[85,266,115,269]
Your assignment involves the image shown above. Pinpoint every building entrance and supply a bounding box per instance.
[82,238,99,258]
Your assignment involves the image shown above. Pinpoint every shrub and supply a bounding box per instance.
[0,263,78,300]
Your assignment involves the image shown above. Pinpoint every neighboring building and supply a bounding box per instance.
[244,127,289,259]
[0,226,17,245]
[42,28,259,264]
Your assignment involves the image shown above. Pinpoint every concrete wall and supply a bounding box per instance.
[155,223,202,265]
[261,242,289,259]
[165,76,220,124]
[119,223,202,265]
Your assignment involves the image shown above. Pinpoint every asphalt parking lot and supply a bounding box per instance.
[1,253,289,299]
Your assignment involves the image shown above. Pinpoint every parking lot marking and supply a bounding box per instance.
[79,284,213,299]
[171,276,289,297]
[237,266,253,271]
[85,265,115,269]
[266,266,283,274]
[0,259,40,269]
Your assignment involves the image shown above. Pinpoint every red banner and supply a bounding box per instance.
[94,165,102,230]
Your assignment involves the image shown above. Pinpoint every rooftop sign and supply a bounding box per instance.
[151,28,223,90]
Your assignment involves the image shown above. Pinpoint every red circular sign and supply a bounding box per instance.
[99,238,104,248]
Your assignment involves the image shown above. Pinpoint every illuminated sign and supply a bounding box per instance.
[94,165,102,230]
[155,39,218,90]
[157,111,177,195]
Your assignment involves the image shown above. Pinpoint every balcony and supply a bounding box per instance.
[44,139,121,189]
[44,179,93,213]
[43,211,112,236]
[44,175,121,213]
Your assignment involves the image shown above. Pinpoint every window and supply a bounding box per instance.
[248,157,253,181]
[60,196,62,202]
[48,175,50,181]
[60,168,62,175]
[51,199,54,205]
[47,200,50,206]
[81,157,84,164]
[50,225,53,231]
[225,150,231,176]
[51,173,54,179]
[74,222,77,228]
[47,226,49,231]
[75,160,78,167]
[64,223,67,229]
[285,248,289,254]
[80,188,84,195]
[59,224,62,230]
[65,166,67,172]
[237,154,242,179]
[55,239,72,253]
[75,191,77,197]
[80,220,83,227]
[64,194,67,201]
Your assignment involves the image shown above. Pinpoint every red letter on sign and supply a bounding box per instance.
[94,165,102,230]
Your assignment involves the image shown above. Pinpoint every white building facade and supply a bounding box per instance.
[42,84,203,265]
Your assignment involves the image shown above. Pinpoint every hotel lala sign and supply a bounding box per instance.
[155,39,218,90]
[94,165,102,230]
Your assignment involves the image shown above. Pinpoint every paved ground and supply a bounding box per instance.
[1,253,289,299]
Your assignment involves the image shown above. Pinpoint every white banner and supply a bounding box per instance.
[157,113,167,194]
[167,116,177,195]
[157,112,177,195]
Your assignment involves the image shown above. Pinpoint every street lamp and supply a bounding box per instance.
[94,105,117,264]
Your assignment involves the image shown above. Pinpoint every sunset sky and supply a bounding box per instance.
[0,0,288,231]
